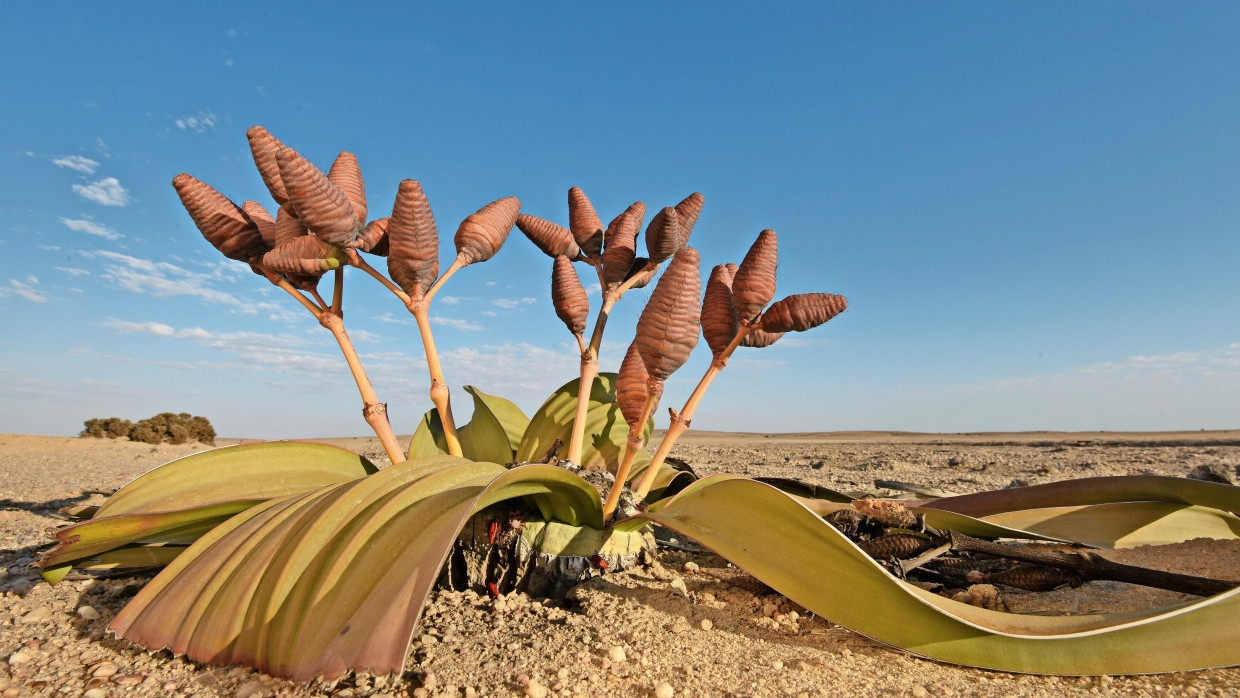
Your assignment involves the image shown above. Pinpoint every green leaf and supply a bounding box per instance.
[516,374,651,470]
[107,455,604,680]
[982,502,1240,548]
[407,386,531,465]
[94,441,378,518]
[407,408,449,459]
[921,475,1240,518]
[639,476,1240,675]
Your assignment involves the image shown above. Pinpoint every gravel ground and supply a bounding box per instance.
[1,431,1239,697]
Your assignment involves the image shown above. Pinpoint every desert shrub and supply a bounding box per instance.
[80,417,133,439]
[126,412,216,446]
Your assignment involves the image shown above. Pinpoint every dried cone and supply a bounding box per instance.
[327,152,367,223]
[262,235,347,275]
[674,192,705,245]
[567,186,604,257]
[731,229,778,323]
[516,214,582,260]
[551,255,589,335]
[759,293,847,333]
[386,179,440,299]
[172,174,265,264]
[455,196,520,265]
[701,264,738,357]
[241,201,276,251]
[601,202,644,287]
[359,217,390,256]
[276,146,361,248]
[616,341,658,432]
[624,258,656,289]
[634,247,701,381]
[246,125,288,205]
[740,327,785,348]
[273,204,309,248]
[644,207,682,264]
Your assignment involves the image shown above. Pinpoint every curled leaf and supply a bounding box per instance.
[601,202,644,287]
[624,257,656,289]
[551,255,589,335]
[634,247,701,381]
[645,207,682,264]
[517,214,582,260]
[617,342,657,432]
[359,217,390,256]
[172,174,265,264]
[262,235,347,275]
[386,179,440,299]
[455,196,520,265]
[246,125,288,205]
[277,146,361,248]
[567,186,604,257]
[701,264,738,357]
[731,229,778,323]
[740,327,785,348]
[327,152,367,223]
[759,293,847,333]
[241,201,276,252]
[675,192,705,244]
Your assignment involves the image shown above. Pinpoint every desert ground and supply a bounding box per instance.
[1,430,1239,697]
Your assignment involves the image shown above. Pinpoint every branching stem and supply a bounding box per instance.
[602,387,661,522]
[411,302,462,457]
[318,312,406,464]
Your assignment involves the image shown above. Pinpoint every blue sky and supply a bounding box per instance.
[2,3,1238,438]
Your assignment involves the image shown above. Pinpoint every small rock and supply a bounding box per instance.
[524,679,548,698]
[912,686,929,698]
[654,681,675,698]
[699,618,713,631]
[682,561,700,575]
[1188,464,1234,485]
[668,577,688,598]
[772,659,784,670]
[18,606,51,624]
[77,605,102,621]
[235,680,266,698]
[92,662,119,678]
[84,689,107,698]
[7,650,31,665]
[113,674,144,686]
[607,646,627,663]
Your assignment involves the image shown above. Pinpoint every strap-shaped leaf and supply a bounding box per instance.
[94,441,378,518]
[982,502,1240,548]
[407,386,530,465]
[640,476,1240,675]
[108,457,602,680]
[922,475,1240,517]
[514,374,652,471]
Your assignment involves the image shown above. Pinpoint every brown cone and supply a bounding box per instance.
[758,293,847,333]
[645,207,682,264]
[359,217,390,256]
[617,341,658,432]
[172,174,265,264]
[551,255,589,335]
[567,186,604,257]
[386,179,440,299]
[246,126,288,205]
[634,247,701,382]
[517,214,582,260]
[701,264,738,357]
[241,201,276,252]
[731,229,778,323]
[674,192,705,245]
[274,204,309,248]
[327,152,367,224]
[602,202,644,287]
[262,235,346,275]
[455,196,520,264]
[276,146,361,248]
[740,327,784,348]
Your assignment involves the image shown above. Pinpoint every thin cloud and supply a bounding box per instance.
[492,297,538,310]
[431,316,484,331]
[55,267,91,277]
[373,312,412,325]
[61,216,121,240]
[0,278,48,303]
[52,155,100,174]
[91,250,250,309]
[73,177,131,206]
[175,111,219,132]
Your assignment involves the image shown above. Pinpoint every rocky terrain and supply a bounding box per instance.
[1,430,1238,697]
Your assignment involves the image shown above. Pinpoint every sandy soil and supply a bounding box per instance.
[1,431,1239,697]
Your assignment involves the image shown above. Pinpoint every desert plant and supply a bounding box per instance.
[40,127,1240,681]
[80,417,132,439]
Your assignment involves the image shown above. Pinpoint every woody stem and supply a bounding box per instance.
[633,325,754,499]
[602,387,661,522]
[567,284,619,465]
[319,312,406,464]
[411,302,462,458]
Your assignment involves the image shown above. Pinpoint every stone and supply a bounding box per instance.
[654,681,675,698]
[77,605,102,621]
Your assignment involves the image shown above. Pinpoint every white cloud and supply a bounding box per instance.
[373,312,412,325]
[73,177,131,206]
[175,111,219,132]
[55,267,91,277]
[90,250,251,309]
[432,316,484,331]
[0,278,48,303]
[61,216,121,240]
[492,297,538,309]
[52,155,100,174]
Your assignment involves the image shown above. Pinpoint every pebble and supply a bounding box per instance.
[7,650,31,665]
[654,681,675,698]
[524,679,548,698]
[84,689,107,698]
[77,605,102,621]
[19,606,51,624]
[912,686,929,697]
[669,577,688,598]
[700,618,713,631]
[236,680,266,698]
[608,646,627,663]
[113,673,145,686]
[92,662,119,678]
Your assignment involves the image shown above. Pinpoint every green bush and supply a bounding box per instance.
[81,413,215,445]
